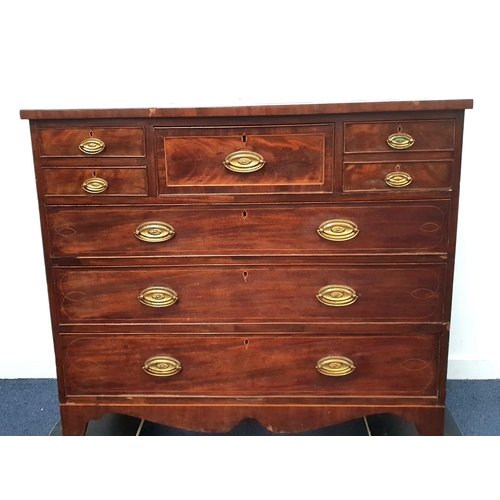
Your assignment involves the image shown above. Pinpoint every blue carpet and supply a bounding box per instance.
[446,380,500,436]
[0,379,59,436]
[1,379,498,435]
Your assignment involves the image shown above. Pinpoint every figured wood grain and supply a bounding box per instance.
[47,202,450,257]
[156,125,333,194]
[61,334,440,397]
[343,161,454,191]
[53,264,446,324]
[38,127,146,157]
[344,120,456,153]
[42,167,148,196]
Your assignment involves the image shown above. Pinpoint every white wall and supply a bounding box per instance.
[1,1,498,379]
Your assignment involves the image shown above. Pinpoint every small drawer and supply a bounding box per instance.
[42,167,148,196]
[38,127,146,157]
[155,124,333,194]
[343,161,453,191]
[47,201,450,257]
[344,120,455,153]
[61,334,440,397]
[54,264,446,325]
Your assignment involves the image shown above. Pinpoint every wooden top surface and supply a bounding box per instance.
[20,99,473,120]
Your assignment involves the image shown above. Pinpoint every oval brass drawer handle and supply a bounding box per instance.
[317,285,358,307]
[143,356,181,377]
[224,149,265,173]
[79,137,106,155]
[138,286,178,308]
[135,222,175,243]
[387,132,415,150]
[81,177,108,194]
[385,171,412,188]
[316,356,356,377]
[317,219,359,242]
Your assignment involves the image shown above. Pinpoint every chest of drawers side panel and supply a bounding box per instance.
[26,121,68,402]
[436,110,467,402]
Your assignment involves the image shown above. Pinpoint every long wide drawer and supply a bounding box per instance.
[47,201,450,257]
[54,264,446,324]
[61,334,440,397]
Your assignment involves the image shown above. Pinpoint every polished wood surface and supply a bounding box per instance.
[47,202,450,257]
[61,334,440,397]
[156,124,333,194]
[38,127,146,157]
[343,161,453,191]
[344,120,456,152]
[21,99,472,435]
[53,265,446,323]
[42,167,148,196]
[20,99,473,120]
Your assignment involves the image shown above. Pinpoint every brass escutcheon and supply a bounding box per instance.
[138,286,178,308]
[385,171,413,188]
[135,221,175,243]
[224,149,265,173]
[316,356,356,376]
[387,132,415,150]
[81,177,108,194]
[79,137,106,154]
[316,285,358,307]
[317,219,359,242]
[143,356,182,377]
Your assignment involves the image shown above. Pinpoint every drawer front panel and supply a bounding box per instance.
[54,265,445,324]
[47,202,450,257]
[42,167,148,196]
[344,120,455,153]
[38,127,146,157]
[62,334,440,397]
[155,125,333,194]
[344,161,453,191]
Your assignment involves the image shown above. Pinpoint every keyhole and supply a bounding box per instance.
[89,130,94,137]
[242,210,247,220]
[243,270,248,282]
[92,170,97,177]
[244,338,249,349]
[242,133,247,145]
[397,125,403,133]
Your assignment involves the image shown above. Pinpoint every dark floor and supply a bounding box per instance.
[0,379,498,436]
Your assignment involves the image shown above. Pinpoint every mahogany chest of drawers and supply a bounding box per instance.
[21,100,472,435]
